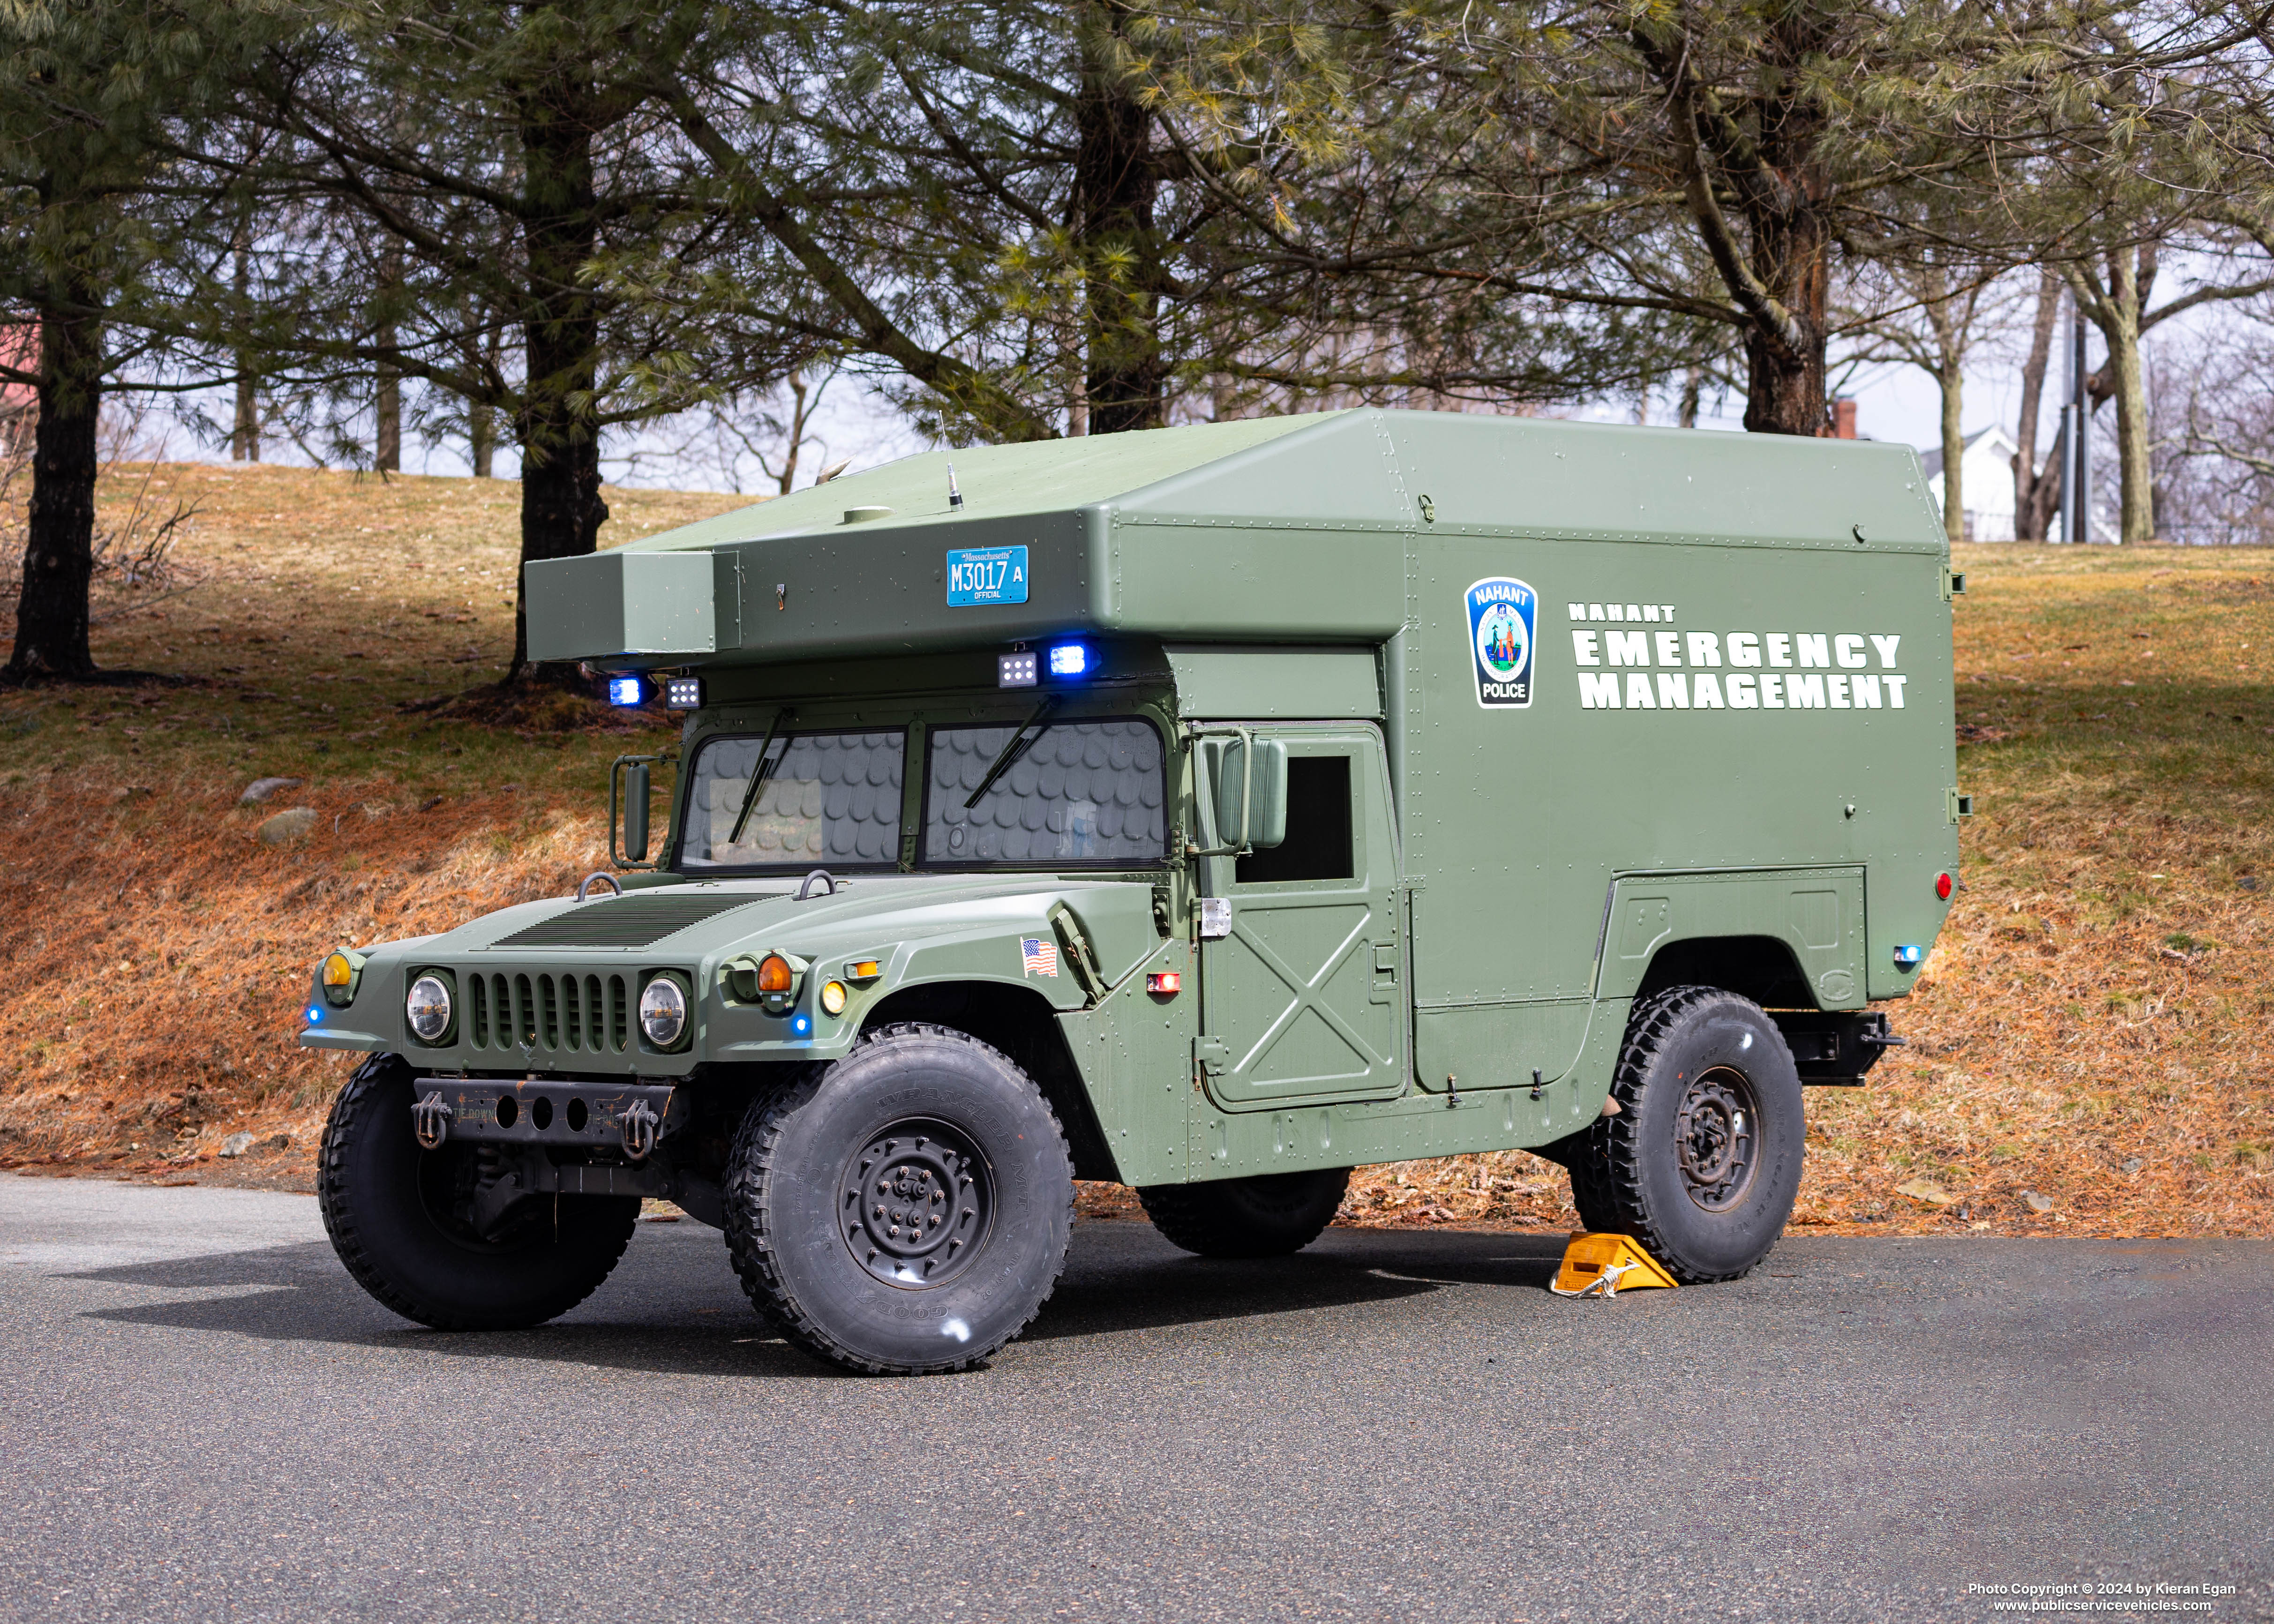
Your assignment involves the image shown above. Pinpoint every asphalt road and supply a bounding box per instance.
[1,1175,2267,1624]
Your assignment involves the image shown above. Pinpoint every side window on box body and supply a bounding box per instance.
[1236,756,1352,884]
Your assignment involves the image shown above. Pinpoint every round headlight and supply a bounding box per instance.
[405,974,452,1043]
[639,977,689,1048]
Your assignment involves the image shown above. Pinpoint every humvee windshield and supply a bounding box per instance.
[677,718,1165,872]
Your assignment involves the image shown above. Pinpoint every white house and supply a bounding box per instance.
[1920,424,2020,542]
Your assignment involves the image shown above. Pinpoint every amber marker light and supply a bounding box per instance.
[320,950,362,1007]
[1147,971,1182,995]
[847,959,882,982]
[756,954,795,994]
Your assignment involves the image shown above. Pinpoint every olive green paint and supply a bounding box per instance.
[314,409,1960,1189]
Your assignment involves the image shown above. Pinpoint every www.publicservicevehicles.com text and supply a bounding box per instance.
[1972,1581,2237,1613]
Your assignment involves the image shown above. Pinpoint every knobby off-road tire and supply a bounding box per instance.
[1135,1167,1351,1258]
[317,1054,640,1330]
[721,1023,1074,1375]
[1568,986,1805,1283]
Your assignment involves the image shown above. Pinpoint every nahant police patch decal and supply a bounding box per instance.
[1465,576,1537,708]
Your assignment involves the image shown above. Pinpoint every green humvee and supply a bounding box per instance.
[303,409,1963,1373]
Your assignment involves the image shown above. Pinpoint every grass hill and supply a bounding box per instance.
[1,461,2267,1238]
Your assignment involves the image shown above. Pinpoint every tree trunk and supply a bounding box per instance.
[231,236,259,463]
[773,372,810,494]
[1920,267,1966,546]
[2102,249,2154,544]
[469,404,495,478]
[1677,365,1704,429]
[375,240,403,474]
[509,74,608,681]
[2011,269,2059,541]
[5,307,102,680]
[375,335,401,474]
[1073,1,1164,435]
[1645,11,1834,437]
[233,374,260,462]
[1936,356,1965,544]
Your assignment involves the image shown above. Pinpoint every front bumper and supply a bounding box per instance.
[409,1078,689,1156]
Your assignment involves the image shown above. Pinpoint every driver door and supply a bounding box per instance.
[1198,727,1406,1110]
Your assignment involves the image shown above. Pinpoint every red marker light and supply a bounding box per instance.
[1936,872,1954,901]
[1147,971,1182,996]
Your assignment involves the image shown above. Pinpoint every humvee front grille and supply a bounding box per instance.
[466,971,632,1056]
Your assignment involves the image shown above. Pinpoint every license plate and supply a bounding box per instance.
[945,546,1028,606]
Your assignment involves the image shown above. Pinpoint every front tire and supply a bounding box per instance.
[317,1055,640,1330]
[722,1024,1074,1375]
[1136,1168,1351,1258]
[1569,987,1805,1282]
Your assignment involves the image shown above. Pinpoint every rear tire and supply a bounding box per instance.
[317,1054,639,1330]
[722,1024,1074,1375]
[1569,986,1805,1282]
[1136,1168,1351,1258]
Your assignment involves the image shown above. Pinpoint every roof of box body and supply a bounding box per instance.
[525,408,1946,667]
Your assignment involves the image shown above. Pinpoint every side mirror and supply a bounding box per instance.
[611,755,661,868]
[623,762,651,861]
[1214,736,1287,851]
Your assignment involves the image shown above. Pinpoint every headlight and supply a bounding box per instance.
[405,974,453,1043]
[639,977,689,1048]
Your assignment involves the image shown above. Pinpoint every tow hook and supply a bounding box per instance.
[411,1090,452,1150]
[619,1098,661,1161]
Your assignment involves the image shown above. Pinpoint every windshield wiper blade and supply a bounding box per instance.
[964,697,1056,809]
[728,707,794,846]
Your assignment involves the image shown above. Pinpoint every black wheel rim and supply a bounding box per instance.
[841,1118,992,1288]
[1674,1066,1760,1212]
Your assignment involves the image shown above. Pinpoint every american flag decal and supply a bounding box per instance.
[1020,937,1059,978]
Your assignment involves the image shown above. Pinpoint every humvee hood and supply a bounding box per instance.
[424,874,1159,983]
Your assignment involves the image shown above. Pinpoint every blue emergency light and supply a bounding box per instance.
[1048,643,1089,677]
[607,675,645,707]
[1893,945,1922,969]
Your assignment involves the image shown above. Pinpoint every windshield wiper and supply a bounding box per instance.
[727,707,795,846]
[964,697,1057,809]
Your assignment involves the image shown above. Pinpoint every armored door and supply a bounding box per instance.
[1199,728,1406,1109]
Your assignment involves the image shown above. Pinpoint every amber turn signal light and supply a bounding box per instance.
[847,959,882,982]
[322,953,354,987]
[756,953,795,994]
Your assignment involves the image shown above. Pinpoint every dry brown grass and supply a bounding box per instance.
[3,486,2269,1241]
[0,464,742,1180]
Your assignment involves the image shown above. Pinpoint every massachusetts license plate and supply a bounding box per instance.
[945,546,1028,606]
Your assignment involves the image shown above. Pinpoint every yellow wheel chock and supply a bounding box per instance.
[1550,1232,1679,1298]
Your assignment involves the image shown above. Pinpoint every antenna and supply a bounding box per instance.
[947,462,964,510]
